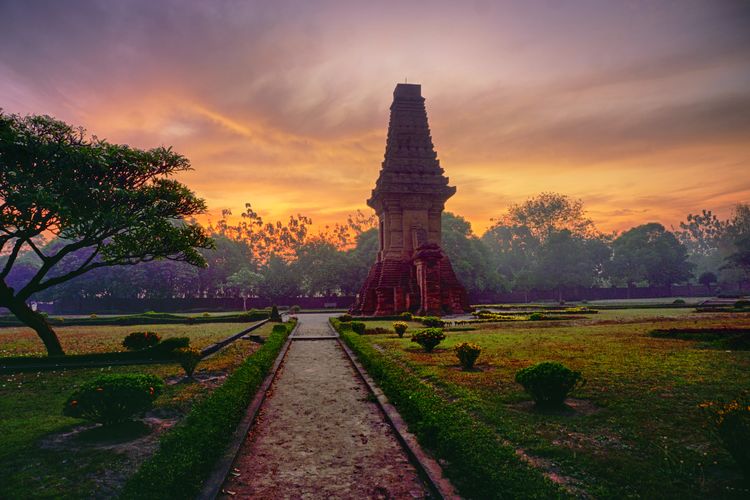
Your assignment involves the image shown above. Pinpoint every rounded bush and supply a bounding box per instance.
[338,314,353,322]
[150,337,190,355]
[63,374,163,425]
[673,299,686,305]
[411,328,446,352]
[515,362,584,407]
[350,321,366,335]
[700,397,750,479]
[421,316,444,328]
[392,321,409,338]
[454,342,482,370]
[528,312,544,321]
[122,331,161,351]
[399,311,413,321]
[174,347,202,378]
[272,324,288,335]
[734,300,750,308]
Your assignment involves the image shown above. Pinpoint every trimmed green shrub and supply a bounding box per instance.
[701,397,750,479]
[399,311,413,321]
[392,321,408,338]
[673,299,686,305]
[272,324,288,335]
[528,312,544,321]
[338,313,353,322]
[421,316,444,328]
[150,337,190,354]
[411,328,446,352]
[515,362,584,407]
[365,327,390,335]
[332,321,560,499]
[269,305,282,322]
[121,320,294,499]
[122,331,161,351]
[454,342,482,370]
[735,300,750,308]
[350,321,366,335]
[63,374,163,425]
[174,347,202,378]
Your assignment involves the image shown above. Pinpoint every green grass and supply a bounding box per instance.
[0,322,254,357]
[120,320,295,499]
[351,313,750,498]
[334,318,565,499]
[0,322,278,499]
[0,309,269,328]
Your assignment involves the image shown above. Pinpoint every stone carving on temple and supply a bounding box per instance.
[350,83,470,316]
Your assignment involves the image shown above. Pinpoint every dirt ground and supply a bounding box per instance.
[221,314,429,499]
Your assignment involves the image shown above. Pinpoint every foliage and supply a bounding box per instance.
[121,321,294,499]
[515,361,584,407]
[392,321,408,338]
[492,192,596,240]
[150,337,190,354]
[364,327,390,335]
[63,374,163,425]
[441,212,504,294]
[698,271,718,287]
[338,314,353,322]
[269,305,282,322]
[173,347,202,378]
[350,321,366,335]
[529,312,544,321]
[399,311,413,320]
[272,324,289,335]
[122,331,161,351]
[332,320,560,498]
[421,316,444,328]
[0,112,213,355]
[410,328,446,352]
[700,397,750,479]
[608,223,693,286]
[454,342,482,370]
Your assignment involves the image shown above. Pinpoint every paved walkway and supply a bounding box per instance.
[221,314,429,499]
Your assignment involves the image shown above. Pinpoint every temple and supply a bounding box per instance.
[350,83,470,316]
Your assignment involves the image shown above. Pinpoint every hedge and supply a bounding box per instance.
[330,318,563,499]
[120,319,295,499]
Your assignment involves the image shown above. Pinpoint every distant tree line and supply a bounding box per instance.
[5,194,749,305]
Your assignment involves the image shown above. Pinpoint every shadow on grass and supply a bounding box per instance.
[76,420,151,444]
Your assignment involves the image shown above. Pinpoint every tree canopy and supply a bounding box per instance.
[0,112,212,355]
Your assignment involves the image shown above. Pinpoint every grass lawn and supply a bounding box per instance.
[0,322,254,357]
[355,312,750,498]
[0,322,276,499]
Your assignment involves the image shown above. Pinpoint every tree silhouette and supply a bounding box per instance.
[0,112,212,355]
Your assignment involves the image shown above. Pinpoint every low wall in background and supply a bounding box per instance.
[2,282,748,316]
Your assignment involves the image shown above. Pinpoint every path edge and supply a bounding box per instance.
[332,323,461,500]
[197,320,299,500]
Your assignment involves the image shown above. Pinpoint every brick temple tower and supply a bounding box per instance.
[350,83,470,316]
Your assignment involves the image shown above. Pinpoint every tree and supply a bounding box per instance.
[441,213,504,294]
[698,271,718,289]
[0,113,212,355]
[257,254,300,302]
[224,267,263,310]
[494,192,596,241]
[608,223,693,287]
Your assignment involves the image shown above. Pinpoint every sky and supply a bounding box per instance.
[1,0,749,236]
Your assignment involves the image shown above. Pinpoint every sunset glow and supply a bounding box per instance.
[1,0,748,234]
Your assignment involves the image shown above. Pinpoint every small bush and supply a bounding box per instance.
[515,362,584,407]
[63,374,163,425]
[202,312,211,317]
[338,313,353,322]
[411,328,446,352]
[365,327,390,335]
[272,324,288,335]
[150,337,190,355]
[269,305,282,322]
[400,311,413,321]
[393,321,408,338]
[735,300,750,308]
[700,397,750,479]
[454,342,482,370]
[673,299,686,305]
[89,313,97,319]
[421,316,444,328]
[350,321,366,335]
[174,347,202,378]
[528,312,544,321]
[122,331,161,351]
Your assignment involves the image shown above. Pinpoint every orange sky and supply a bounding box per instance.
[1,0,749,236]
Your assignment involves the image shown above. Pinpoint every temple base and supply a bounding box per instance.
[350,243,469,316]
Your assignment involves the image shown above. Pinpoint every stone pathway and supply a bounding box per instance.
[220,313,430,499]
